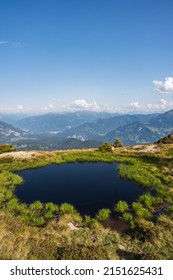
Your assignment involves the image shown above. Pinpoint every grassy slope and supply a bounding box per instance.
[0,144,173,259]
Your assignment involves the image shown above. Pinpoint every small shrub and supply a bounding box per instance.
[154,196,163,204]
[7,198,20,211]
[96,208,111,221]
[45,202,58,213]
[83,215,99,228]
[83,215,92,227]
[139,193,156,208]
[115,200,128,213]
[99,142,112,153]
[132,202,151,219]
[123,212,133,222]
[29,201,43,211]
[113,138,124,148]
[44,210,53,219]
[60,203,76,214]
[123,212,135,228]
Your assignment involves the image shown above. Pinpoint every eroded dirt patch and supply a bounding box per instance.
[0,151,43,159]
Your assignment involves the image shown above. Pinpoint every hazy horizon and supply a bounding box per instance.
[0,107,170,118]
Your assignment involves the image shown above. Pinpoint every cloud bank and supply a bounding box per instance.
[62,99,111,112]
[153,77,173,94]
[129,99,173,112]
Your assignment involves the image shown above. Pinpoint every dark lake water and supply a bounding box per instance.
[15,163,146,216]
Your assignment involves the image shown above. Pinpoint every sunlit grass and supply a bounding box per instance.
[0,144,173,259]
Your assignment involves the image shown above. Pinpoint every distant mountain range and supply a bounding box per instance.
[14,111,115,133]
[59,113,158,141]
[100,110,173,145]
[0,109,173,149]
[0,113,32,124]
[102,121,162,145]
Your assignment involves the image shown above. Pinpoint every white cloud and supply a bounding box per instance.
[74,99,100,110]
[40,99,116,113]
[16,105,24,111]
[153,77,173,94]
[48,104,54,109]
[63,99,101,111]
[0,40,23,48]
[0,41,9,45]
[42,104,55,111]
[129,101,142,109]
[60,99,118,112]
[74,99,90,108]
[129,99,173,112]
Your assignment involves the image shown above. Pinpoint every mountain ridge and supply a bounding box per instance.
[0,120,25,143]
[1,109,173,148]
[14,111,116,133]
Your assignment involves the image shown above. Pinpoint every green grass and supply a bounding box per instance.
[0,144,173,259]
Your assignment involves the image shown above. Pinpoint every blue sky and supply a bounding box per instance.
[0,0,173,113]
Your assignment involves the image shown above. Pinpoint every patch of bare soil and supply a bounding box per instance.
[130,144,160,153]
[103,215,129,233]
[0,151,42,159]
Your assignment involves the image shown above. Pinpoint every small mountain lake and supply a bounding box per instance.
[15,162,146,216]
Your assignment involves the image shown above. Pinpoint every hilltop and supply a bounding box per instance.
[155,133,173,144]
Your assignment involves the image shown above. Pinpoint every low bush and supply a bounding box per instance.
[29,201,43,211]
[123,212,135,228]
[45,202,58,213]
[96,208,111,221]
[99,142,112,153]
[60,203,76,214]
[115,200,128,213]
[132,202,151,219]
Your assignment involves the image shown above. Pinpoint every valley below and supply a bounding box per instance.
[1,109,173,151]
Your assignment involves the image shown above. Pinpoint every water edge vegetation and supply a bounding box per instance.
[0,143,173,259]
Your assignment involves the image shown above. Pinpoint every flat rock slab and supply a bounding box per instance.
[67,222,81,231]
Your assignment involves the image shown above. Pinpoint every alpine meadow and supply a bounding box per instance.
[1,0,173,260]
